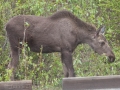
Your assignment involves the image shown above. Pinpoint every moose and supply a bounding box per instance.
[6,10,115,80]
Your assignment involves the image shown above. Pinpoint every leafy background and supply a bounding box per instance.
[0,0,120,90]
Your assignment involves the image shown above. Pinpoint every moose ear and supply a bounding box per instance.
[97,26,105,36]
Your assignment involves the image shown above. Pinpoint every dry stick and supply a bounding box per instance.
[2,32,8,50]
[39,45,43,64]
[36,45,43,86]
[21,6,26,80]
[23,17,27,80]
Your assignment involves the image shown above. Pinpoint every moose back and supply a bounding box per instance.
[6,10,115,80]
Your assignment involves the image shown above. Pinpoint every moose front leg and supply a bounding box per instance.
[8,47,19,80]
[61,50,75,77]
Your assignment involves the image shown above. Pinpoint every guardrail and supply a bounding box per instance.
[0,80,32,90]
[1,75,120,90]
[62,75,120,90]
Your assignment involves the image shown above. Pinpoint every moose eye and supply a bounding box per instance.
[100,41,105,46]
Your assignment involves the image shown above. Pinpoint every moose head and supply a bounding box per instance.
[90,26,115,62]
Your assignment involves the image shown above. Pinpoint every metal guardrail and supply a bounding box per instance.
[62,75,120,90]
[0,76,120,90]
[0,80,32,90]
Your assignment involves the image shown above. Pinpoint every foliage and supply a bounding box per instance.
[0,0,120,90]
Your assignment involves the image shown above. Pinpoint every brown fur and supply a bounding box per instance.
[6,10,115,80]
[50,10,96,32]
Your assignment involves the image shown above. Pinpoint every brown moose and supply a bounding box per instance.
[6,10,115,80]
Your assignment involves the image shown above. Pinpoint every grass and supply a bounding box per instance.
[32,86,62,90]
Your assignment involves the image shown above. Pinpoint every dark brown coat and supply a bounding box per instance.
[6,10,115,80]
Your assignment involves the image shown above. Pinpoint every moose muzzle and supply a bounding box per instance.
[108,55,115,63]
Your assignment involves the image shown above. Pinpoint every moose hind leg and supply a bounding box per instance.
[8,44,19,80]
[61,50,75,77]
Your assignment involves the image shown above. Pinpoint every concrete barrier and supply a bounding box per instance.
[62,75,120,90]
[0,80,32,90]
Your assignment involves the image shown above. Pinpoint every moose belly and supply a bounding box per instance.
[29,45,61,53]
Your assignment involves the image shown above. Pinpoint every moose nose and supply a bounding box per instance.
[108,55,115,63]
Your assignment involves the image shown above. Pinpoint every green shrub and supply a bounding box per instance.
[0,0,120,89]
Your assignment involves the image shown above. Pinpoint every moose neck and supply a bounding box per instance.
[77,26,96,45]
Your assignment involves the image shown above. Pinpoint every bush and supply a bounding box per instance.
[0,0,120,89]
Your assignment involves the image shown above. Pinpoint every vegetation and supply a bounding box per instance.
[0,0,120,90]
